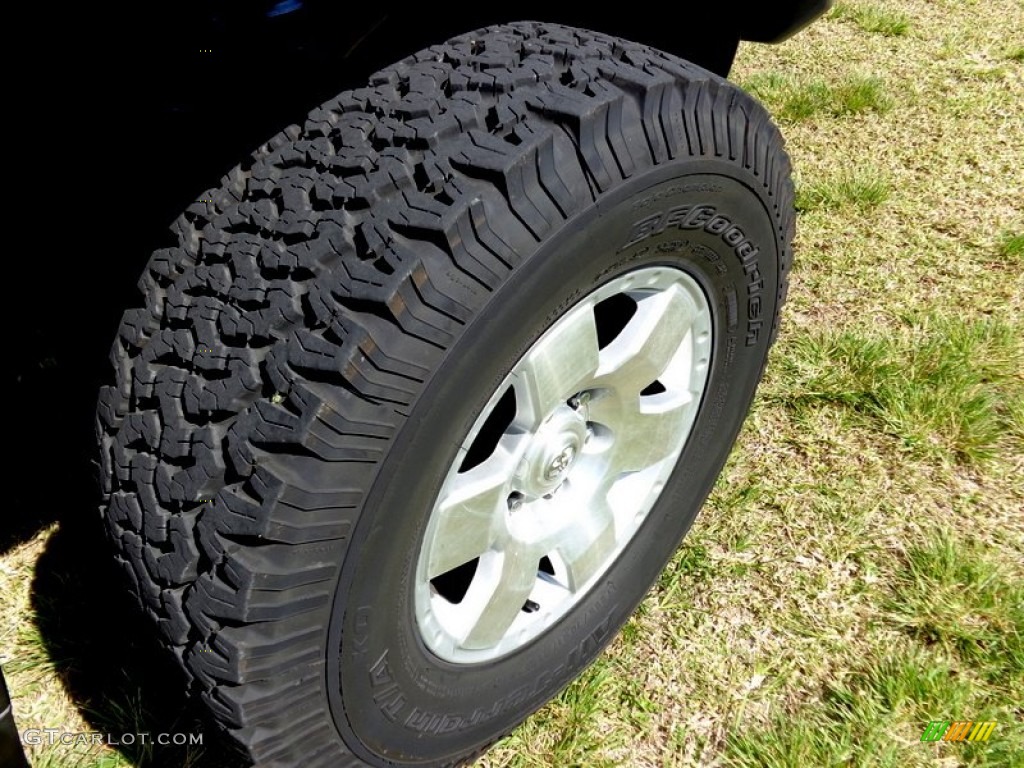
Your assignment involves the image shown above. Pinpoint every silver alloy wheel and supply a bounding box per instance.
[414,266,713,664]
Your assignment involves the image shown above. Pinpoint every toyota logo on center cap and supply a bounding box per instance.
[546,445,576,479]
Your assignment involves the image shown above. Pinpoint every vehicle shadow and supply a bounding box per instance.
[7,120,245,765]
[28,515,251,768]
[7,12,343,763]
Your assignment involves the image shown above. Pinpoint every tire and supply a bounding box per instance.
[96,21,794,768]
[1,666,30,768]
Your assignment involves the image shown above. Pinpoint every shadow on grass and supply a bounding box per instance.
[28,515,250,768]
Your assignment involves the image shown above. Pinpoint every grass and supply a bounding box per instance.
[723,646,1023,768]
[998,230,1024,260]
[494,658,631,767]
[774,315,1023,464]
[742,73,892,121]
[796,170,890,211]
[724,532,1024,767]
[884,533,1023,685]
[832,2,911,37]
[3,1,1023,767]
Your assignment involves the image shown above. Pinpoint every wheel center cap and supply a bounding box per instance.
[545,445,577,480]
[516,405,587,496]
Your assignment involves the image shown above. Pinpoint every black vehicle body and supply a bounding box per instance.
[140,1,831,131]
[146,0,831,78]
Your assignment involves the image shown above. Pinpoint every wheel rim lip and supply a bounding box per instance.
[414,265,713,665]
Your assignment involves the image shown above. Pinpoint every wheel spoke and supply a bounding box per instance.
[555,500,616,592]
[594,287,694,395]
[606,392,696,472]
[461,548,540,648]
[426,440,521,579]
[590,390,695,472]
[513,303,600,428]
[585,390,623,431]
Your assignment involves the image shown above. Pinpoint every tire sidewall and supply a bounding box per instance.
[327,161,781,765]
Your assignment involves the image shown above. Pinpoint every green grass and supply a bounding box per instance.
[774,315,1023,464]
[743,73,892,121]
[1006,46,1024,62]
[723,531,1024,768]
[722,647,1023,768]
[884,533,1024,685]
[796,171,890,211]
[832,2,911,36]
[656,540,714,609]
[998,231,1024,260]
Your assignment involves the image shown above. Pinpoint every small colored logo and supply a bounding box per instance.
[921,721,997,742]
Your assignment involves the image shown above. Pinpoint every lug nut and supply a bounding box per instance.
[569,391,591,409]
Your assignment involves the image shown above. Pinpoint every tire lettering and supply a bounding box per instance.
[682,205,716,229]
[724,286,738,330]
[736,240,758,260]
[593,245,651,284]
[622,213,668,249]
[662,205,695,229]
[723,226,746,246]
[369,651,407,722]
[621,205,767,346]
[405,709,463,734]
[350,606,371,662]
[705,215,731,234]
[629,183,723,212]
[697,341,734,448]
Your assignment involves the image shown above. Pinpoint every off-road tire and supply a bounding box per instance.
[97,20,794,767]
